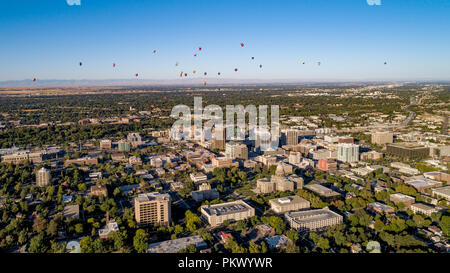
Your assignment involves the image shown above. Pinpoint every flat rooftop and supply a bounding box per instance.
[147,235,206,253]
[286,208,342,225]
[202,200,253,217]
[135,192,170,202]
[432,186,450,197]
[390,193,415,202]
[405,179,442,188]
[368,202,395,212]
[269,195,310,207]
[388,143,427,149]
[391,162,410,168]
[305,184,340,197]
[411,202,436,211]
[338,143,358,147]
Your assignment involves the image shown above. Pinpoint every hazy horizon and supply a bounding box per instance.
[1,78,450,89]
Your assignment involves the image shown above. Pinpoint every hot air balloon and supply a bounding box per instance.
[135,73,139,78]
[184,73,188,77]
[317,62,321,66]
[193,70,196,74]
[112,63,116,67]
[194,54,197,57]
[199,47,202,51]
[251,57,255,60]
[180,72,183,77]
[240,43,244,47]
[32,78,37,82]
[79,62,83,66]
[234,68,238,72]
[175,62,179,66]
[153,50,156,54]
[203,81,207,85]
[204,72,207,76]
[218,72,221,75]
[384,62,387,65]
[302,61,305,64]
[259,64,263,68]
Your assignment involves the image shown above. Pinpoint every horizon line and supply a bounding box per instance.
[1,78,450,89]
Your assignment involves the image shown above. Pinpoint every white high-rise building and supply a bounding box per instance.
[337,143,359,163]
[254,128,278,152]
[36,167,51,187]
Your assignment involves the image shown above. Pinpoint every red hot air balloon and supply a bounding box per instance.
[113,63,116,67]
[199,47,202,51]
[194,54,197,57]
[240,43,244,47]
[153,50,156,54]
[180,72,183,77]
[135,73,139,78]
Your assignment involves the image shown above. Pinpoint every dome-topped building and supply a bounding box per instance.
[254,162,301,194]
[271,162,293,190]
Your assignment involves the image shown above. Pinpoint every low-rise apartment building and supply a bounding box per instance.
[285,207,343,232]
[269,195,310,213]
[410,203,438,216]
[201,200,255,227]
[367,202,395,214]
[431,186,450,202]
[390,193,415,208]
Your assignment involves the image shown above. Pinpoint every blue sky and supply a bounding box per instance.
[1,0,450,82]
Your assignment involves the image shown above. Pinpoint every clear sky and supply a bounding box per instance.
[1,0,450,82]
